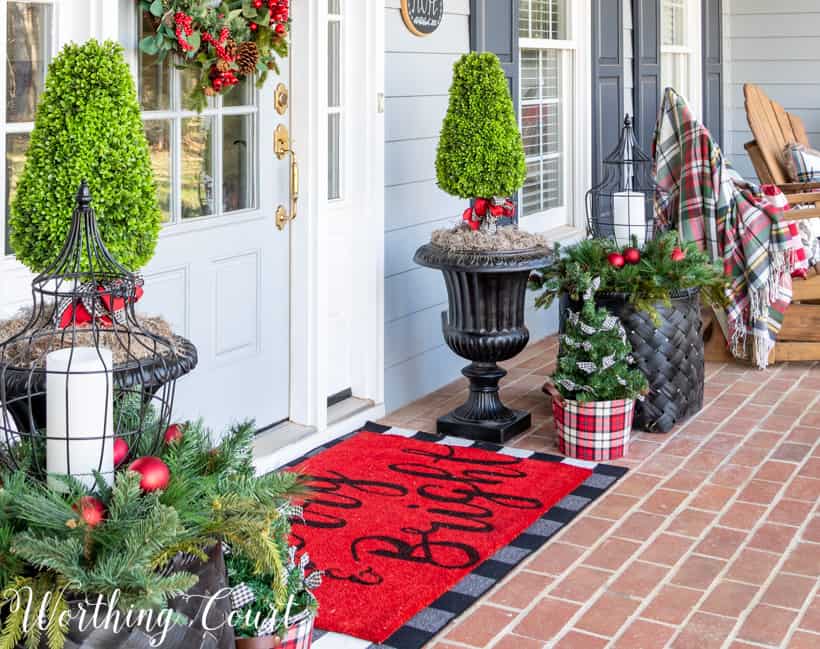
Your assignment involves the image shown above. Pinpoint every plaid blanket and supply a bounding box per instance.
[653,88,793,368]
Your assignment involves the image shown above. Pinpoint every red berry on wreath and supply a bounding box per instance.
[129,456,171,492]
[164,424,183,445]
[671,247,686,262]
[607,252,626,269]
[250,22,258,31]
[275,23,286,34]
[73,496,106,528]
[623,247,641,265]
[254,0,263,7]
[113,437,129,466]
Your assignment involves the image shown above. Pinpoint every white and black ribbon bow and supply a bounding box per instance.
[230,583,256,610]
[582,276,601,302]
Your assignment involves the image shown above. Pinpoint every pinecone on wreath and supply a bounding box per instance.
[224,38,238,61]
[236,42,259,76]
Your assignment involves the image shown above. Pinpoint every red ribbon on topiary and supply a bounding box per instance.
[462,198,515,231]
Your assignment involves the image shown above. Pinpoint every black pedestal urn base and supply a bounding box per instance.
[414,243,552,443]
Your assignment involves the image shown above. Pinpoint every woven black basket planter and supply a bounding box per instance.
[560,288,704,433]
[14,544,235,649]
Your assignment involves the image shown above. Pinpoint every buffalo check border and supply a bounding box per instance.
[280,422,628,649]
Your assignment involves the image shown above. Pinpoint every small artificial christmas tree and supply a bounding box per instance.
[10,40,161,272]
[436,52,526,233]
[554,288,648,403]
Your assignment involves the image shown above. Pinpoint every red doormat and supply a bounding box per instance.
[284,424,627,649]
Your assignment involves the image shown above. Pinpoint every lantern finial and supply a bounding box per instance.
[76,179,92,207]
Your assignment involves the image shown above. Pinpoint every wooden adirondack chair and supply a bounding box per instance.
[708,83,820,363]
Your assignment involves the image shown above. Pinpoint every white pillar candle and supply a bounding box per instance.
[612,191,647,247]
[46,347,114,491]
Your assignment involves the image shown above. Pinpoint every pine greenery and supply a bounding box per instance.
[9,40,161,272]
[0,417,306,649]
[436,52,527,199]
[554,299,648,403]
[529,232,729,323]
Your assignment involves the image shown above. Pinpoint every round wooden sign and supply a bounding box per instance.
[401,0,444,37]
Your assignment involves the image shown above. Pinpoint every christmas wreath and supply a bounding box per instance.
[138,0,290,110]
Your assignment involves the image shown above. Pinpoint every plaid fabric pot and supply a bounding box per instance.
[235,613,315,649]
[546,383,635,461]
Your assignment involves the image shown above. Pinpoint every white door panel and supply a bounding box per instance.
[1,0,292,432]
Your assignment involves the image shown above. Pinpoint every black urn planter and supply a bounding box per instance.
[414,243,552,442]
[560,288,704,433]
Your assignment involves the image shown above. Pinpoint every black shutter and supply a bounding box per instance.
[470,0,520,107]
[592,0,625,189]
[702,0,723,144]
[632,0,661,154]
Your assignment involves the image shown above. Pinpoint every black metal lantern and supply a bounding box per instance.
[0,181,197,486]
[586,115,665,246]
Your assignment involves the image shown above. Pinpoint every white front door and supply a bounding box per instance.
[1,1,292,433]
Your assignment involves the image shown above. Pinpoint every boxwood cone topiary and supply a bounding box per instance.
[436,52,527,200]
[10,40,161,273]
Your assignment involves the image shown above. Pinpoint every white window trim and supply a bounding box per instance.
[661,0,703,118]
[519,0,591,237]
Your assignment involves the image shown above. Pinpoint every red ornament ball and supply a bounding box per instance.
[73,496,106,528]
[607,252,626,269]
[129,457,171,492]
[671,247,686,262]
[113,438,129,466]
[164,424,184,445]
[623,247,641,265]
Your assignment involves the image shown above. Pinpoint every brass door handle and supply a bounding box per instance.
[274,124,299,231]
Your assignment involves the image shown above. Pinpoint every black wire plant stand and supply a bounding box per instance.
[586,115,666,246]
[0,181,197,484]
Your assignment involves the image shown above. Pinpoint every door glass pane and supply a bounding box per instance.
[180,67,208,111]
[181,117,215,219]
[139,11,171,111]
[5,133,29,254]
[328,113,341,200]
[328,21,341,108]
[223,76,254,108]
[145,120,172,222]
[223,115,254,213]
[6,1,52,123]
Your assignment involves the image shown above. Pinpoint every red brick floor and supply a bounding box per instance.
[379,336,820,648]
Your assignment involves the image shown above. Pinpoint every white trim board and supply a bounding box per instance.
[289,0,386,433]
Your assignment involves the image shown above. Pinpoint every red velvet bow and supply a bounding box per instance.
[463,198,516,231]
